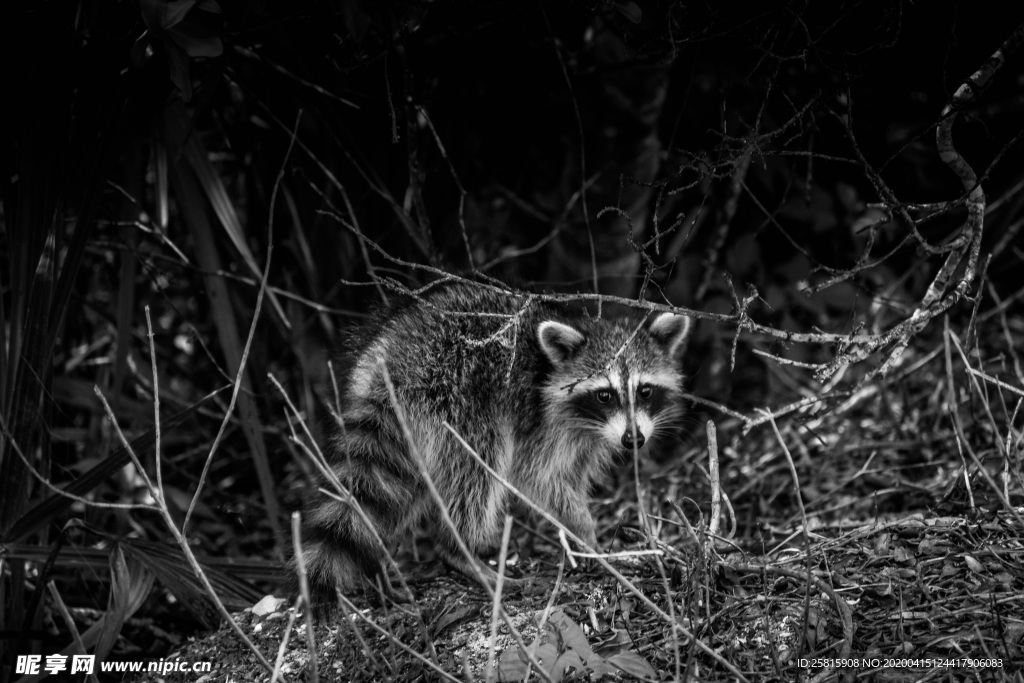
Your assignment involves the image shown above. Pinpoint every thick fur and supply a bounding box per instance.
[299,284,691,608]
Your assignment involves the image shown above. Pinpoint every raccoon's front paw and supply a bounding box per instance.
[576,545,601,572]
[570,523,597,552]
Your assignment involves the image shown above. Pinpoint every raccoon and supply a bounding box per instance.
[299,283,691,606]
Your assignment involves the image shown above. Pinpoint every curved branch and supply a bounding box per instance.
[934,21,1024,289]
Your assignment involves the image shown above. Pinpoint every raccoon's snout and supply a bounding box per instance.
[621,430,645,450]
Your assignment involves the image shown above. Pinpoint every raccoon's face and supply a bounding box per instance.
[537,311,692,452]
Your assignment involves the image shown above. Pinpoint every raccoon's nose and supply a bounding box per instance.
[621,430,645,449]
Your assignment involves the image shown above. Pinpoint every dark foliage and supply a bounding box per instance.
[1,0,1023,679]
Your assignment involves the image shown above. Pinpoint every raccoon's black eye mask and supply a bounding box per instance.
[593,383,655,406]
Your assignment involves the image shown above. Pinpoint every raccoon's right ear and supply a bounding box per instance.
[537,320,586,365]
[648,311,693,357]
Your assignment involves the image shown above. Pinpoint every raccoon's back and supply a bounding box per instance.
[338,285,548,431]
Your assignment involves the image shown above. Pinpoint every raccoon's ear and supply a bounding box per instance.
[648,312,692,357]
[537,320,586,365]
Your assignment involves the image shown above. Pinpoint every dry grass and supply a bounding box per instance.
[153,286,1024,682]
[5,6,1023,682]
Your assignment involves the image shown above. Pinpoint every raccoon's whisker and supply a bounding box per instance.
[558,417,607,431]
[564,417,606,428]
[653,414,686,429]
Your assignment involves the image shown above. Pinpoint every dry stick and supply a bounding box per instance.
[335,592,462,683]
[280,430,440,675]
[846,24,1024,383]
[382,50,399,143]
[594,205,656,302]
[821,346,944,426]
[706,421,723,538]
[268,376,411,586]
[964,255,990,354]
[742,392,843,434]
[229,79,387,299]
[937,21,1024,271]
[923,594,1023,625]
[979,278,1024,325]
[290,512,318,683]
[950,309,1016,470]
[987,282,1024,386]
[681,452,737,544]
[146,309,165,505]
[322,210,889,350]
[833,93,940,256]
[443,424,751,682]
[267,375,444,673]
[811,91,978,381]
[0,411,159,512]
[722,274,759,374]
[627,384,682,682]
[296,181,386,304]
[91,118,303,677]
[335,183,388,304]
[182,110,302,534]
[766,357,824,401]
[134,250,360,318]
[1005,399,1024,500]
[479,221,564,273]
[765,526,827,561]
[378,365,557,683]
[484,515,514,683]
[987,174,1024,214]
[417,105,476,271]
[948,338,1024,527]
[950,322,1019,443]
[941,316,965,503]
[990,214,1024,263]
[369,577,401,682]
[752,348,829,371]
[539,3,599,315]
[398,47,436,263]
[802,214,893,296]
[232,74,419,287]
[269,608,298,683]
[682,474,738,544]
[762,410,819,682]
[480,175,599,276]
[533,552,567,648]
[680,391,750,424]
[731,563,853,675]
[696,148,752,303]
[959,364,1024,400]
[231,45,358,108]
[669,500,704,549]
[47,581,100,683]
[336,594,388,679]
[971,622,1000,665]
[93,388,273,673]
[559,313,652,394]
[320,187,1004,387]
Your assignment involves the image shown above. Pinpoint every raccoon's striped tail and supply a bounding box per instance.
[294,490,414,613]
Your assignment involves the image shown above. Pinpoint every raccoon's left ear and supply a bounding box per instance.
[648,312,692,357]
[538,320,586,365]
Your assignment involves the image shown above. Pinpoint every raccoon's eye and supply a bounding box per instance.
[638,384,653,400]
[596,389,612,404]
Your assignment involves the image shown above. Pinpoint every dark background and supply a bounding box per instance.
[2,0,1023,673]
